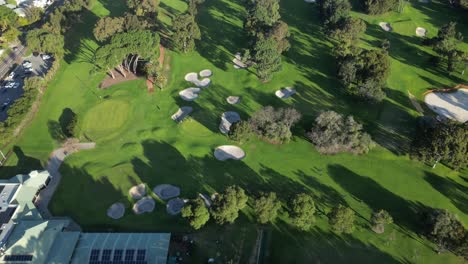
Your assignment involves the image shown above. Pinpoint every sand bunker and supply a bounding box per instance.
[227,96,241,105]
[179,87,201,101]
[133,196,155,214]
[107,202,125,219]
[424,89,468,123]
[184,72,198,82]
[304,0,316,2]
[200,69,212,77]
[275,87,296,99]
[416,27,427,37]
[129,183,146,200]
[153,184,181,200]
[379,22,392,32]
[219,111,241,134]
[197,78,211,88]
[233,53,247,69]
[171,106,193,123]
[167,198,185,215]
[214,145,246,161]
[199,193,212,207]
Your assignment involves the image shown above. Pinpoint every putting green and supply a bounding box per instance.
[82,100,130,138]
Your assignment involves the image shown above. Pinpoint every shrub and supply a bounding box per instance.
[363,0,398,15]
[307,111,374,154]
[290,193,316,231]
[211,185,248,225]
[254,192,281,224]
[328,204,355,234]
[423,209,467,254]
[181,198,210,230]
[249,106,301,143]
[229,121,254,144]
[370,209,393,234]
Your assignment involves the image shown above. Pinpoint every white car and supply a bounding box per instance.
[12,82,20,89]
[4,82,14,89]
[8,72,15,79]
[41,54,51,60]
[22,61,32,68]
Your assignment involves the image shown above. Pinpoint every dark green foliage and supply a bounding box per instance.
[424,209,467,253]
[93,15,148,42]
[229,121,254,144]
[328,204,355,234]
[181,198,210,230]
[26,29,65,57]
[127,0,159,16]
[211,185,248,225]
[320,0,351,30]
[337,48,390,101]
[290,193,316,231]
[411,120,467,170]
[254,35,283,82]
[59,108,78,138]
[307,111,374,154]
[245,0,281,36]
[254,192,281,224]
[431,22,465,72]
[24,7,44,24]
[269,20,290,53]
[249,106,301,143]
[0,6,18,32]
[331,17,366,56]
[173,13,201,53]
[363,0,398,15]
[370,209,393,233]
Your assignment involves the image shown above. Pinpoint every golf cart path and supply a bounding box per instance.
[35,142,96,224]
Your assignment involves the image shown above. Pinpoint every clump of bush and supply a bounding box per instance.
[307,111,374,155]
[248,106,301,143]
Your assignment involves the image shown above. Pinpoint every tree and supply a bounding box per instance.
[59,108,78,138]
[229,121,254,144]
[0,6,18,32]
[245,0,281,36]
[370,209,393,234]
[249,106,301,143]
[254,192,281,224]
[363,0,398,14]
[411,120,467,170]
[431,22,465,72]
[290,193,316,231]
[424,209,467,252]
[331,17,366,56]
[173,13,201,53]
[24,6,43,24]
[1,27,20,42]
[328,204,355,234]
[26,29,65,57]
[181,198,210,230]
[211,185,248,225]
[320,0,351,30]
[93,16,125,42]
[269,21,290,53]
[307,111,374,154]
[254,35,282,82]
[127,0,158,16]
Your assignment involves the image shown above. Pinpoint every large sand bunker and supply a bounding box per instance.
[133,197,155,214]
[275,87,296,99]
[379,22,392,32]
[424,89,468,123]
[153,184,181,200]
[219,111,241,134]
[179,87,201,101]
[107,202,125,219]
[171,106,193,123]
[416,27,427,37]
[129,183,146,200]
[227,96,241,105]
[167,198,185,215]
[184,72,211,87]
[214,145,246,161]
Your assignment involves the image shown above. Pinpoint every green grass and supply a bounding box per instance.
[0,0,467,263]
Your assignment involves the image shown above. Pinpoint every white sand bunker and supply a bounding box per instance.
[167,198,185,215]
[197,78,211,88]
[179,87,201,101]
[379,22,392,32]
[171,106,193,123]
[275,87,296,99]
[305,0,316,2]
[133,196,155,214]
[214,145,246,161]
[129,183,146,200]
[233,53,247,69]
[199,69,212,77]
[107,202,125,219]
[219,111,241,134]
[184,72,198,82]
[227,96,241,105]
[416,27,427,37]
[153,184,181,200]
[424,89,468,123]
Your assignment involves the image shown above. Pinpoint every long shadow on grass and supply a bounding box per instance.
[0,146,43,178]
[424,172,468,214]
[97,0,129,17]
[268,225,404,264]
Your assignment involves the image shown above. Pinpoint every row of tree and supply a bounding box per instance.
[0,5,43,43]
[320,0,391,102]
[428,22,467,73]
[244,0,290,82]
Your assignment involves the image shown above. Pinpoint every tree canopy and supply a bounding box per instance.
[431,22,466,72]
[127,0,159,16]
[424,209,467,253]
[370,209,393,234]
[249,106,301,143]
[363,0,398,15]
[328,204,355,234]
[254,192,282,224]
[290,193,316,231]
[181,198,210,230]
[211,185,248,225]
[26,28,65,56]
[173,13,201,53]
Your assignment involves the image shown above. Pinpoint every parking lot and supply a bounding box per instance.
[0,53,52,122]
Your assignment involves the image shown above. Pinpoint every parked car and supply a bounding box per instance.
[12,47,18,52]
[4,82,14,89]
[41,54,51,60]
[8,71,15,79]
[22,61,32,68]
[12,82,20,89]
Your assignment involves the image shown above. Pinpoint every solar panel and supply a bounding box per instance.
[102,249,112,261]
[136,249,146,261]
[4,254,33,261]
[89,249,100,263]
[124,249,135,261]
[113,249,123,261]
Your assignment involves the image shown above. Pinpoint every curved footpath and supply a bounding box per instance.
[34,142,96,230]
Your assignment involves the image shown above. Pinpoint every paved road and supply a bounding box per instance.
[0,45,26,79]
[35,142,96,230]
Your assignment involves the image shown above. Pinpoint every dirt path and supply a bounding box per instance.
[408,90,424,114]
[159,45,165,68]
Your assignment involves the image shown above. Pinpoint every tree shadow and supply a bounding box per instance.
[97,0,129,17]
[47,120,66,142]
[424,171,468,214]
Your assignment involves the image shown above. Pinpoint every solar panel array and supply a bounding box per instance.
[4,254,33,262]
[88,249,147,264]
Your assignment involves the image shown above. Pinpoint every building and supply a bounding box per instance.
[0,171,170,264]
[15,0,53,9]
